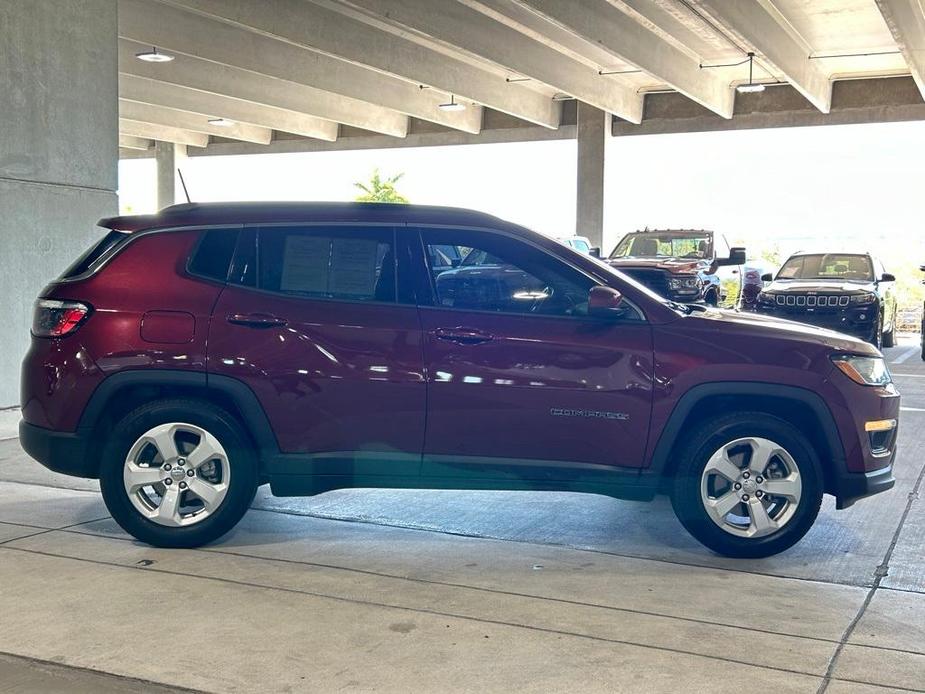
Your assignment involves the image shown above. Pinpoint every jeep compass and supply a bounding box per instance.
[20,203,899,558]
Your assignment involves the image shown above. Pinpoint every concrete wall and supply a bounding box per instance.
[0,0,118,406]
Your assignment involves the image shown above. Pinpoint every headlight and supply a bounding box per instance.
[831,355,892,386]
[851,293,877,305]
[667,276,699,290]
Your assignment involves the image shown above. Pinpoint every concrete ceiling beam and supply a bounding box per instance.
[690,0,833,113]
[875,0,925,99]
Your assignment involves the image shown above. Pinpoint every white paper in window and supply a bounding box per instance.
[329,238,380,297]
[280,235,331,293]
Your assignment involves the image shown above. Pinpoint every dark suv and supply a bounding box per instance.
[20,203,899,558]
[755,252,897,348]
[606,229,745,305]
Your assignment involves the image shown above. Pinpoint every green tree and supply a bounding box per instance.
[354,169,409,203]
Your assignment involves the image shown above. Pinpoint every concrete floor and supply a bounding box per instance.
[0,338,923,693]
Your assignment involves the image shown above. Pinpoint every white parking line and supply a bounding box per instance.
[889,345,919,365]
[891,372,925,378]
[900,407,925,412]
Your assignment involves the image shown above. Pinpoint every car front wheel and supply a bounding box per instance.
[670,413,823,558]
[99,399,258,548]
[882,307,895,348]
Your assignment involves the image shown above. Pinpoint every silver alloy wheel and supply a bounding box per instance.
[123,422,230,527]
[700,436,802,538]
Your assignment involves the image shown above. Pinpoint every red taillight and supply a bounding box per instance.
[32,299,91,338]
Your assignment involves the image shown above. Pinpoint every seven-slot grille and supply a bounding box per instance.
[776,294,849,307]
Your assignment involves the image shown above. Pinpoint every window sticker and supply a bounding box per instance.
[280,235,331,293]
[329,238,380,297]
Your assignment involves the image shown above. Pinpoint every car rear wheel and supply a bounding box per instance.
[670,413,823,558]
[99,399,258,548]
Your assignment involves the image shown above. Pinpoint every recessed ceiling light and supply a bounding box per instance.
[438,95,466,112]
[135,46,174,63]
[208,117,236,127]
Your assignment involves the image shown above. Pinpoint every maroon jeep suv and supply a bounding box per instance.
[20,203,899,557]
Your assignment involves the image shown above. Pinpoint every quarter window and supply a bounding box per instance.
[188,229,238,282]
[257,226,396,303]
[421,230,593,317]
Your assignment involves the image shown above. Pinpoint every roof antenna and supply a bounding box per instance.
[177,168,192,204]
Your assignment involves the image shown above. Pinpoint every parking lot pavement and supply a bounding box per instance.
[0,339,922,692]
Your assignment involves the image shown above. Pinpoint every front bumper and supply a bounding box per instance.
[19,420,96,478]
[832,462,895,509]
[755,305,877,340]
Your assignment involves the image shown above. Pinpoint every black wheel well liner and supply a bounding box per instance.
[647,382,847,494]
[77,370,280,475]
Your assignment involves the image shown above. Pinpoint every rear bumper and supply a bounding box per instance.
[832,462,895,509]
[19,420,96,478]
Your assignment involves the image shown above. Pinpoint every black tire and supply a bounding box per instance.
[99,399,259,548]
[870,311,883,349]
[704,289,718,307]
[670,412,823,558]
[882,308,895,348]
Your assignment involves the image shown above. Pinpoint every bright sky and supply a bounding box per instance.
[119,119,925,264]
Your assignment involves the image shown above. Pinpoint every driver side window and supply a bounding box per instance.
[421,230,593,318]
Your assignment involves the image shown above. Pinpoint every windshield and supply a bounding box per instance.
[777,254,874,281]
[610,233,712,260]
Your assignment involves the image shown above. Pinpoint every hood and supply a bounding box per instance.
[765,279,876,294]
[606,257,704,274]
[683,305,880,355]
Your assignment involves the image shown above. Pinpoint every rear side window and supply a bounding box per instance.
[188,229,238,282]
[257,226,396,303]
[60,230,129,279]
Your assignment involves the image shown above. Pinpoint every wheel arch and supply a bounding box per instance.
[78,370,279,476]
[648,382,846,495]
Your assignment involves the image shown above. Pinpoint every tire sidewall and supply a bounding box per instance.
[99,400,258,548]
[671,414,823,558]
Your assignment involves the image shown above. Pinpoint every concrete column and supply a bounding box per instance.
[156,141,189,209]
[575,101,607,250]
[0,0,118,406]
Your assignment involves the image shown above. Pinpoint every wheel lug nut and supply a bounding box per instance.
[186,469,194,477]
[178,458,186,466]
[756,490,763,498]
[179,481,187,489]
[164,464,172,471]
[734,483,742,490]
[756,476,763,483]
[743,472,750,479]
[741,494,749,501]
[164,478,172,485]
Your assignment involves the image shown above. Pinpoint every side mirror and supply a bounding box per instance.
[589,247,602,258]
[588,286,623,316]
[761,273,773,282]
[880,273,896,282]
[716,247,746,267]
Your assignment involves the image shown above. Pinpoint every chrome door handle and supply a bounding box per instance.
[227,313,288,329]
[434,327,494,345]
